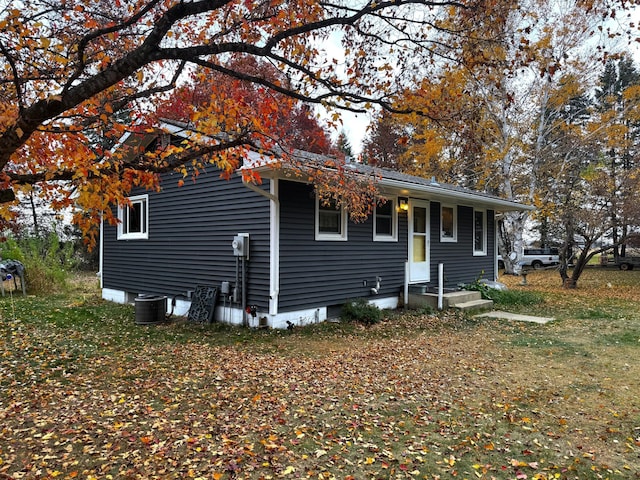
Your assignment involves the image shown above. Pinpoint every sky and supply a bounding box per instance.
[315,29,372,156]
[322,3,640,157]
[330,109,369,156]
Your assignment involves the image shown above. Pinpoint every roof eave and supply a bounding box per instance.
[243,164,533,212]
[378,178,534,212]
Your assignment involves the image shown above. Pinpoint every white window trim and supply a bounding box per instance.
[473,208,487,256]
[440,204,457,243]
[373,196,398,242]
[117,194,149,240]
[315,197,348,241]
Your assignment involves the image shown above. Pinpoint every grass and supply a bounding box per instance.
[0,269,639,479]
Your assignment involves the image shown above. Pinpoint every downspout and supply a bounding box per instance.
[99,213,104,289]
[403,261,409,311]
[242,178,280,320]
[494,213,501,281]
[438,264,444,310]
[242,256,247,327]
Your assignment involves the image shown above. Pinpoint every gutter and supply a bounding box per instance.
[245,162,533,213]
[379,178,534,212]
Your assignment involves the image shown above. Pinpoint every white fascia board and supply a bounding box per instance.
[160,121,190,137]
[158,121,276,167]
[241,149,279,169]
[246,165,532,212]
[159,121,216,145]
[379,178,534,212]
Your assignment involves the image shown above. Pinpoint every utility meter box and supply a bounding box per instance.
[232,233,249,258]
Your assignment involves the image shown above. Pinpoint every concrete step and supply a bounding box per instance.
[440,290,482,306]
[452,298,494,312]
[407,290,483,310]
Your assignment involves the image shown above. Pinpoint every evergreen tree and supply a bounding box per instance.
[594,55,640,258]
[335,130,353,159]
[362,110,408,170]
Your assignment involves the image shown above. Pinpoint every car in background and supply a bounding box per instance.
[498,247,560,269]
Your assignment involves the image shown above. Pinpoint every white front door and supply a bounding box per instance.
[409,199,430,283]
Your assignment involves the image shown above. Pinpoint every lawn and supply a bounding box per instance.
[0,269,639,480]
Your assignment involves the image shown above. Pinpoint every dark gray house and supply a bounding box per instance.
[100,121,531,328]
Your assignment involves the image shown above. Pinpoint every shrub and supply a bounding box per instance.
[1,233,78,295]
[416,305,434,315]
[341,298,383,325]
[462,276,543,307]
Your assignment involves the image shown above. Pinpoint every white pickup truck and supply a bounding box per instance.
[498,248,560,269]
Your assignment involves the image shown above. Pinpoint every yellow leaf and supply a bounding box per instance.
[282,465,295,475]
[364,457,375,464]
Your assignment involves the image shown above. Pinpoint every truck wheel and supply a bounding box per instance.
[619,263,631,271]
[531,260,543,269]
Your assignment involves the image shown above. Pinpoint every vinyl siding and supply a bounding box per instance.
[103,173,497,315]
[102,171,271,309]
[430,203,495,287]
[278,180,408,312]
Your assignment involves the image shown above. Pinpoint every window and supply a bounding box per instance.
[316,197,347,241]
[440,204,457,242]
[117,194,149,240]
[374,198,397,241]
[473,209,486,255]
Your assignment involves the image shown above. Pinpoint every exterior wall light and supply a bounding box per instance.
[399,197,409,212]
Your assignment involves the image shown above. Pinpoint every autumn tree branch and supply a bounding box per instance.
[0,0,479,174]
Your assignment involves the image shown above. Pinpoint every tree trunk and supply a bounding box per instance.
[29,191,40,238]
[497,211,528,274]
[558,225,574,285]
[558,262,569,284]
[562,243,594,289]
